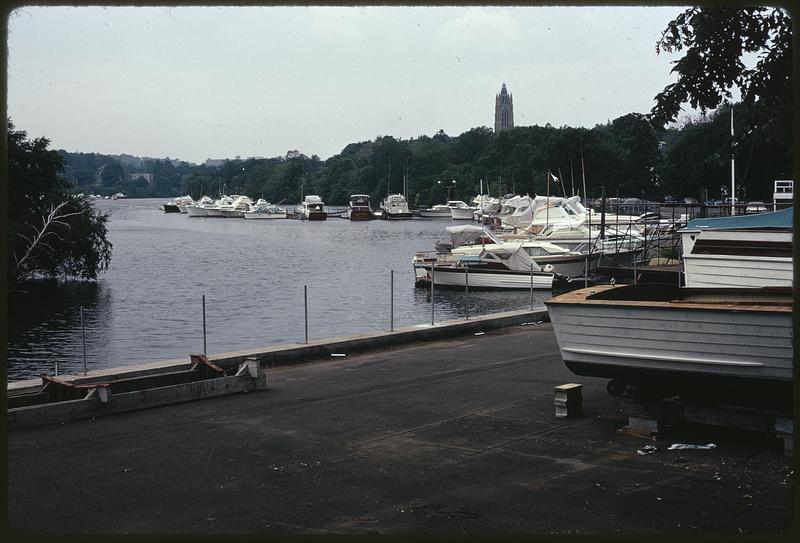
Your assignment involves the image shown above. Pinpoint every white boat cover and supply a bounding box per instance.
[479,243,542,272]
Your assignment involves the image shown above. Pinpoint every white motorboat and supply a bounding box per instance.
[347,194,375,220]
[297,195,327,220]
[203,195,232,217]
[175,196,195,213]
[185,196,215,217]
[546,283,793,407]
[243,199,287,219]
[380,194,413,219]
[448,200,477,220]
[418,201,471,219]
[219,195,254,218]
[413,242,555,289]
[680,207,793,288]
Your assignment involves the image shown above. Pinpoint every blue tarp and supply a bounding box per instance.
[685,207,793,230]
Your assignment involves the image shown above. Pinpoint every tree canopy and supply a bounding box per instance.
[651,6,792,126]
[7,120,113,290]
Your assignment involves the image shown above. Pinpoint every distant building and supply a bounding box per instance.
[494,83,514,132]
[129,173,154,186]
[204,158,228,167]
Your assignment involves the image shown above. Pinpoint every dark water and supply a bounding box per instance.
[7,198,554,381]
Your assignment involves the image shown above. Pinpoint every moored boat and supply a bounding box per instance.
[414,242,555,290]
[243,199,287,219]
[347,194,375,220]
[297,195,327,220]
[380,194,413,219]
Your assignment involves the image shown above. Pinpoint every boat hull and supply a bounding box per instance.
[683,254,793,288]
[450,208,476,220]
[545,285,793,404]
[243,212,286,219]
[305,212,327,220]
[185,206,208,217]
[348,210,374,220]
[420,264,554,290]
[381,211,413,220]
[419,210,451,218]
[162,203,180,213]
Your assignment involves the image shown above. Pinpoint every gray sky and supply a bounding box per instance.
[7,5,688,164]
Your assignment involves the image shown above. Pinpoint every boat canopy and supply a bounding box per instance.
[478,243,542,272]
[445,224,501,247]
[684,207,792,230]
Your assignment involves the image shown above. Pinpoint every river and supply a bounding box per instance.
[7,198,556,381]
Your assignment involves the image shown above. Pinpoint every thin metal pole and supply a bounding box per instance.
[81,306,87,375]
[530,263,534,310]
[465,265,470,320]
[430,264,435,326]
[202,294,207,356]
[304,285,308,343]
[390,270,394,332]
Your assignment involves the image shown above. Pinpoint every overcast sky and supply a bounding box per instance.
[8,5,689,164]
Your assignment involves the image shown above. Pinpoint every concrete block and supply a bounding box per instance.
[554,383,582,418]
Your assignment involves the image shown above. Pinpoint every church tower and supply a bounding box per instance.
[494,83,514,132]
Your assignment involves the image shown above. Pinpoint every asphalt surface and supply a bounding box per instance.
[7,324,794,535]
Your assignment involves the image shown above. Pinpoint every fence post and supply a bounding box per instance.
[465,265,469,320]
[390,270,394,332]
[202,294,207,356]
[430,264,435,326]
[304,285,309,344]
[80,306,87,375]
[530,264,534,310]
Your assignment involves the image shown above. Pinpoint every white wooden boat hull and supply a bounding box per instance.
[683,254,793,288]
[205,208,223,217]
[546,286,793,384]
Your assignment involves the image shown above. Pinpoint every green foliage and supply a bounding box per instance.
[651,7,792,126]
[7,120,113,290]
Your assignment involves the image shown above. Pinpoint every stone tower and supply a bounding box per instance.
[494,83,514,132]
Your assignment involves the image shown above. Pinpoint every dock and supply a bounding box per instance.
[7,316,792,534]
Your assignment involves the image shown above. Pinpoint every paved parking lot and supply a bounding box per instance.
[7,324,793,535]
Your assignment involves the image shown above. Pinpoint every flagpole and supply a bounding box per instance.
[546,171,550,230]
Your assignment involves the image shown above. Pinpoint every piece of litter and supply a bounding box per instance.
[330,353,346,357]
[474,332,485,336]
[667,443,716,450]
[637,445,658,455]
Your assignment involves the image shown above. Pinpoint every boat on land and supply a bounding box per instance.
[347,194,375,220]
[380,194,413,219]
[679,207,793,288]
[297,195,327,220]
[545,283,793,407]
[243,199,287,219]
[413,242,555,290]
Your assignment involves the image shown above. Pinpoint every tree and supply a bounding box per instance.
[7,120,112,290]
[651,7,792,126]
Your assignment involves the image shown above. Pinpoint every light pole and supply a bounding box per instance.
[437,179,457,201]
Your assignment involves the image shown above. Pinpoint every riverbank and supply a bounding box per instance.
[7,321,792,535]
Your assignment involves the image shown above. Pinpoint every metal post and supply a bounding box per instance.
[465,265,469,320]
[304,285,308,343]
[633,248,638,285]
[80,306,87,375]
[202,294,207,356]
[530,264,534,310]
[430,264,435,326]
[390,270,394,332]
